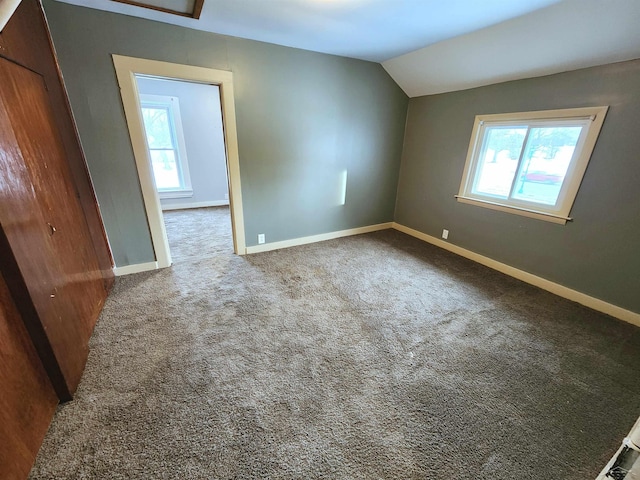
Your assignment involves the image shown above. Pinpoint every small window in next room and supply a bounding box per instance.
[456,106,608,224]
[140,94,193,198]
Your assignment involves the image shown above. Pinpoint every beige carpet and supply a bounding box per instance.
[162,206,235,263]
[30,207,640,479]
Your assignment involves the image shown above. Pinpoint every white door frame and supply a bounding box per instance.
[112,54,246,268]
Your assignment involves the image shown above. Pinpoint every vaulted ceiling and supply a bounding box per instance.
[54,0,640,97]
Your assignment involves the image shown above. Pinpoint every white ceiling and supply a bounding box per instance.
[54,0,640,97]
[383,0,640,96]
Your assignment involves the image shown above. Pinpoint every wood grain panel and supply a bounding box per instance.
[1,0,114,291]
[3,56,107,338]
[0,56,92,398]
[0,0,115,399]
[0,270,58,480]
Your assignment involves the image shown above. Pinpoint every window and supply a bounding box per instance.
[139,94,192,198]
[457,106,608,224]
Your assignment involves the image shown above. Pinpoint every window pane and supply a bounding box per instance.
[150,149,181,190]
[141,107,173,149]
[472,126,527,198]
[512,126,582,206]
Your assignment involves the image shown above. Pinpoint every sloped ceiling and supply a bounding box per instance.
[53,0,640,97]
[53,0,560,61]
[383,0,640,97]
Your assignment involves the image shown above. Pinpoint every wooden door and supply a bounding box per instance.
[0,55,103,399]
[0,0,114,286]
[0,270,58,480]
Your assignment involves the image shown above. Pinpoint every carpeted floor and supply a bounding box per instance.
[162,206,235,263]
[30,207,640,479]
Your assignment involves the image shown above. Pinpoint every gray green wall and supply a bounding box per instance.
[43,1,639,314]
[396,59,640,313]
[42,0,408,266]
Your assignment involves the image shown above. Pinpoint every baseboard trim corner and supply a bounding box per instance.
[113,261,159,276]
[392,222,640,327]
[245,222,393,254]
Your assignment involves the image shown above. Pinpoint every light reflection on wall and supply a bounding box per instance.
[338,169,348,206]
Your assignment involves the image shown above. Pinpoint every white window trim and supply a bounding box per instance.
[139,93,193,199]
[457,106,608,224]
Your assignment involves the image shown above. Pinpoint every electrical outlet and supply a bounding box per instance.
[258,233,265,244]
[442,229,449,240]
[224,193,229,200]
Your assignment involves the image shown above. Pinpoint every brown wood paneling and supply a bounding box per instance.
[0,270,58,480]
[0,55,100,398]
[1,0,114,293]
[3,56,106,336]
[0,0,115,399]
[0,226,69,400]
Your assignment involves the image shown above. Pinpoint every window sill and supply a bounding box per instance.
[159,189,193,200]
[455,195,571,225]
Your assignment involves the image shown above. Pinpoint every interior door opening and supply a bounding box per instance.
[113,55,246,272]
[135,76,233,263]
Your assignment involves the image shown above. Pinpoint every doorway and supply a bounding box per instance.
[112,55,246,269]
[135,76,232,263]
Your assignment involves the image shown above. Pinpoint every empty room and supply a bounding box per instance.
[1,0,639,478]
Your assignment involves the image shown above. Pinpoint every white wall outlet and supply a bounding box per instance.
[257,233,265,244]
[224,193,229,200]
[442,229,449,240]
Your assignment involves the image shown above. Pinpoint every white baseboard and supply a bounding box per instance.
[113,261,159,276]
[392,223,640,327]
[161,200,229,211]
[245,222,394,254]
[111,222,639,326]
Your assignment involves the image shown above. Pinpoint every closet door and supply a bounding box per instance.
[0,0,115,286]
[0,55,102,399]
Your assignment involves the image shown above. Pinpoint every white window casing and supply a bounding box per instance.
[139,94,193,199]
[456,106,608,224]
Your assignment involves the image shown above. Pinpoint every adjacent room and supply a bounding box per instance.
[1,0,639,478]
[135,75,235,261]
